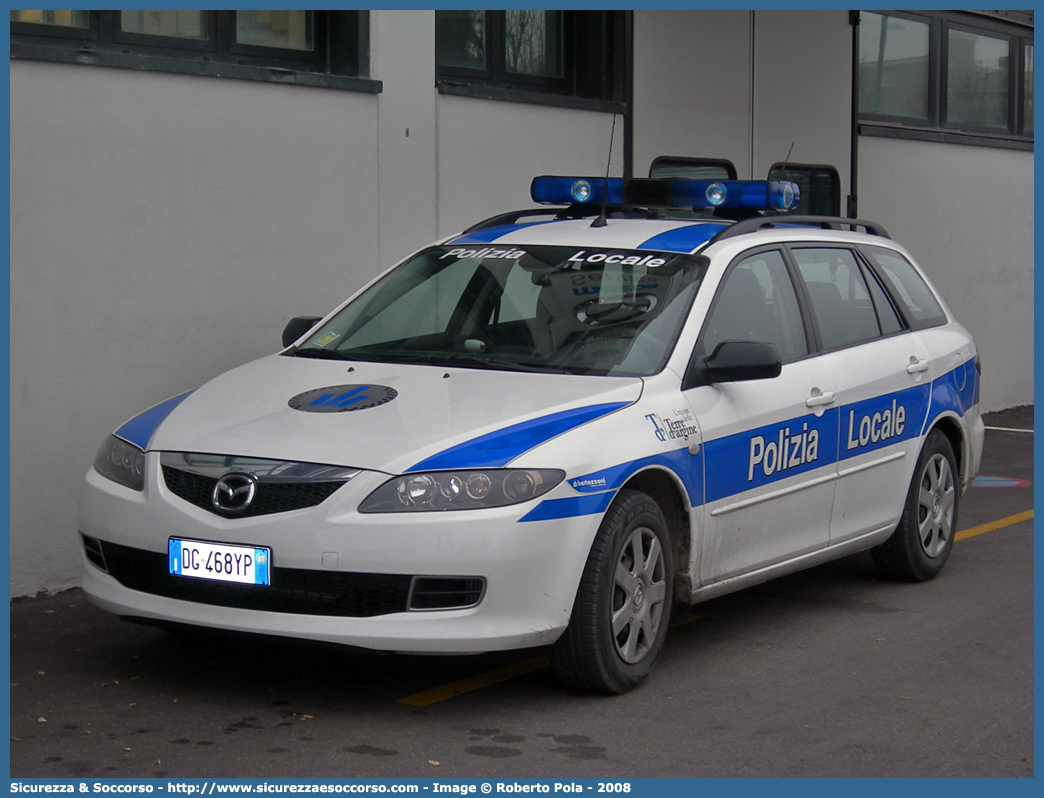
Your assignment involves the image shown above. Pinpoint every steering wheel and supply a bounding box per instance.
[575,294,656,324]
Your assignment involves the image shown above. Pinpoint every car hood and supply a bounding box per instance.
[146,354,642,475]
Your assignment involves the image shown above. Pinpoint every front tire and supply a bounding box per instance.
[551,489,673,694]
[872,430,959,581]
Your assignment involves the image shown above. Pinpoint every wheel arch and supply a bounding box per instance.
[927,413,965,479]
[620,467,693,605]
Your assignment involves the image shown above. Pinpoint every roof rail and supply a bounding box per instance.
[707,215,890,245]
[461,208,562,235]
[462,205,658,235]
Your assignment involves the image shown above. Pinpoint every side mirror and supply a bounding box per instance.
[699,341,782,384]
[282,316,323,348]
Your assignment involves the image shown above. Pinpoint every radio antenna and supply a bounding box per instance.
[591,113,617,228]
[779,141,795,180]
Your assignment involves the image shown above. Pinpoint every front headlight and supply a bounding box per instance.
[93,435,145,491]
[359,469,565,513]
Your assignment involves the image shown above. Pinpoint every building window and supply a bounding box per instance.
[504,10,563,78]
[436,10,626,112]
[120,10,207,41]
[10,10,377,93]
[437,10,486,71]
[945,25,1011,131]
[857,10,1032,144]
[236,10,313,52]
[1023,44,1034,133]
[10,9,88,28]
[858,12,930,123]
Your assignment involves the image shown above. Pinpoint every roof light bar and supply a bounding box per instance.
[530,176,800,212]
[532,176,626,206]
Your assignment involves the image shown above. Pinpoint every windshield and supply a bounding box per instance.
[292,244,708,377]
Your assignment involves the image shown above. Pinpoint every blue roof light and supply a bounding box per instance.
[532,176,625,205]
[531,176,800,212]
[570,179,592,203]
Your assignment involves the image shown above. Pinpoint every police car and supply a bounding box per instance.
[79,174,984,694]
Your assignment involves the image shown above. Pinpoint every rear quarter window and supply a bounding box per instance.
[862,246,948,330]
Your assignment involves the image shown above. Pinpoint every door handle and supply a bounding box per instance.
[805,390,836,408]
[907,358,930,374]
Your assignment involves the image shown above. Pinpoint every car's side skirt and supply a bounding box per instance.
[687,522,896,606]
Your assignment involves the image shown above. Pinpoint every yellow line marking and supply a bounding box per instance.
[395,655,550,706]
[396,512,1034,707]
[395,616,708,706]
[955,509,1033,541]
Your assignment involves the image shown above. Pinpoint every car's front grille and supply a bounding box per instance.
[162,466,346,518]
[96,539,414,617]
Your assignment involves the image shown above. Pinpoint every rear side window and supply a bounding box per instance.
[791,248,882,351]
[862,262,904,336]
[862,246,948,330]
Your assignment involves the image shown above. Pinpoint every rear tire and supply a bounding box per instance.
[872,430,959,581]
[551,489,673,694]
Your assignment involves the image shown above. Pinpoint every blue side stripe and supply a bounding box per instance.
[449,220,559,245]
[519,492,615,523]
[115,389,196,450]
[923,355,979,431]
[637,223,728,253]
[408,402,630,472]
[568,449,702,507]
[839,384,930,462]
[523,363,975,523]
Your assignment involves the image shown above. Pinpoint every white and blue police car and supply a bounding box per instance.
[79,174,984,693]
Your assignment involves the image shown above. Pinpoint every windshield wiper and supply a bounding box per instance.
[295,347,571,374]
[292,348,361,361]
[418,353,572,374]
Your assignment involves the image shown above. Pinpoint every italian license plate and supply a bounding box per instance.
[168,538,271,586]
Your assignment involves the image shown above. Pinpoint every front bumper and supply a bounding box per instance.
[78,460,601,653]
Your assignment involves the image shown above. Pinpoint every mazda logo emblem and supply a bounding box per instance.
[212,472,257,514]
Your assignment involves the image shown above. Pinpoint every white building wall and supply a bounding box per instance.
[436,96,622,237]
[373,10,438,267]
[858,137,1034,412]
[753,10,851,197]
[632,10,753,178]
[634,9,852,190]
[9,61,381,596]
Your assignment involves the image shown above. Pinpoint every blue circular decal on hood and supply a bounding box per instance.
[288,384,398,413]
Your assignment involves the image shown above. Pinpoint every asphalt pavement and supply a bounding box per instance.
[9,407,1033,778]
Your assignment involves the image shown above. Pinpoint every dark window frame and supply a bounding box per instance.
[857,10,1032,148]
[648,156,738,180]
[10,10,380,94]
[767,162,842,217]
[435,9,627,115]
